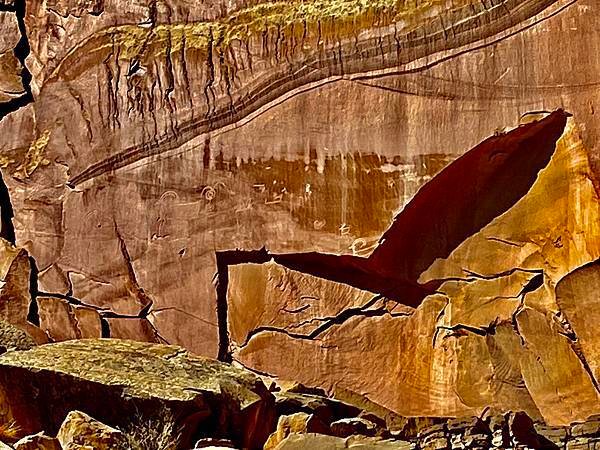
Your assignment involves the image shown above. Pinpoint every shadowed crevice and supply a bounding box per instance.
[0,170,15,245]
[100,317,110,338]
[27,256,40,326]
[0,0,33,122]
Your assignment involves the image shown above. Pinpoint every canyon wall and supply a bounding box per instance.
[0,0,599,425]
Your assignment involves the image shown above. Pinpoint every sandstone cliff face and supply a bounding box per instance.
[230,116,600,425]
[0,0,598,431]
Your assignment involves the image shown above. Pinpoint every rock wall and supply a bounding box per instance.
[0,0,599,429]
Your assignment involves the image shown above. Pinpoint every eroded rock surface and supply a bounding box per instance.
[0,0,595,357]
[229,115,600,425]
[0,339,276,448]
[0,0,599,439]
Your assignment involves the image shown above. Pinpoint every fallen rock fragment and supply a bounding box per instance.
[0,320,34,353]
[330,417,379,438]
[14,431,61,450]
[273,390,361,426]
[0,339,276,449]
[57,411,126,450]
[264,412,329,450]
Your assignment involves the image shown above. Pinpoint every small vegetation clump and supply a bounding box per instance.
[119,406,181,450]
[0,419,21,444]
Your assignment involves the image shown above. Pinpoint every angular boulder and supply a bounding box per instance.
[14,432,61,450]
[0,339,276,448]
[264,412,329,450]
[57,411,125,450]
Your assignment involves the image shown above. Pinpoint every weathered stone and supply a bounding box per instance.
[37,297,104,341]
[534,423,569,447]
[57,411,125,450]
[14,431,61,450]
[0,13,19,54]
[509,412,540,448]
[0,339,276,448]
[0,10,24,105]
[566,437,600,450]
[274,391,360,426]
[0,320,34,352]
[419,435,449,450]
[273,433,413,449]
[233,115,600,426]
[264,412,329,450]
[330,417,379,438]
[194,437,237,448]
[571,416,600,437]
[0,0,600,440]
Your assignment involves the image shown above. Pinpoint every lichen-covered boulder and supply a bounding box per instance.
[0,339,276,448]
[0,320,35,353]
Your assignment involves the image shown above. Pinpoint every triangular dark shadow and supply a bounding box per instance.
[270,109,569,307]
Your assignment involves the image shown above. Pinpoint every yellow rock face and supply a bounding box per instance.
[231,118,600,426]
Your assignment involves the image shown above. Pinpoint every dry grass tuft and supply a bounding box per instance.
[0,419,22,443]
[119,406,181,450]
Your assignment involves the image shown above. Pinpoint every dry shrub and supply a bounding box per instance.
[119,406,181,450]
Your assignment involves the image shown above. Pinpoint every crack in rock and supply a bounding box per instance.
[237,294,413,350]
[0,0,33,122]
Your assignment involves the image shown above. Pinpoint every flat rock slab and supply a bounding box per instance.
[0,339,276,448]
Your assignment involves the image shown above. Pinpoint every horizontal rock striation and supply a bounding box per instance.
[58,0,562,186]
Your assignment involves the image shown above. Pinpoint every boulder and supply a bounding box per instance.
[14,432,61,450]
[264,413,329,450]
[0,320,35,353]
[273,391,360,425]
[330,417,379,438]
[272,433,412,449]
[57,411,125,450]
[194,437,237,448]
[0,339,276,449]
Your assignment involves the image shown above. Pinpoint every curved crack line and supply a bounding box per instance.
[433,272,545,347]
[66,0,570,187]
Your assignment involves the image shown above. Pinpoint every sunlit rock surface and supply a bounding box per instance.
[0,339,276,448]
[0,0,598,434]
[230,117,600,425]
